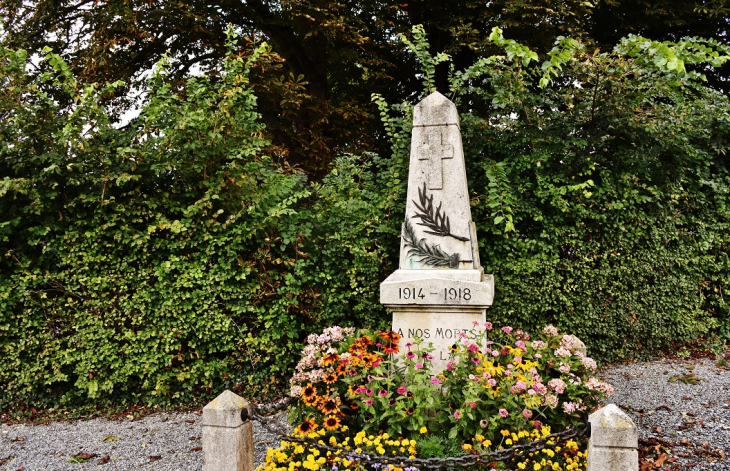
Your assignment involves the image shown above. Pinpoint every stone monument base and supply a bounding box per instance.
[391,306,485,372]
[382,269,493,373]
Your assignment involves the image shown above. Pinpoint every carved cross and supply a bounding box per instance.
[417,129,453,190]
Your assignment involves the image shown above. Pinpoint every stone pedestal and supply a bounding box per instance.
[202,390,254,471]
[381,268,494,371]
[586,404,639,471]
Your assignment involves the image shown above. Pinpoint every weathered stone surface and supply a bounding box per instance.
[586,445,639,471]
[380,269,494,306]
[203,389,250,429]
[392,309,486,372]
[381,92,494,373]
[571,336,587,356]
[203,390,254,471]
[398,92,478,271]
[586,404,639,471]
[589,404,638,448]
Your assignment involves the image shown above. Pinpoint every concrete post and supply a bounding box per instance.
[203,390,255,471]
[586,404,639,471]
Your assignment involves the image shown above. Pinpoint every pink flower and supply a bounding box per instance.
[454,411,462,419]
[484,322,493,330]
[492,351,500,357]
[468,402,477,409]
[468,343,479,353]
[405,342,412,348]
[446,361,455,371]
[562,402,577,413]
[365,399,374,406]
[372,361,380,367]
[397,386,407,394]
[515,381,526,391]
[515,341,526,350]
[527,389,536,395]
[554,347,571,358]
[559,363,571,374]
[406,351,415,359]
[472,320,479,326]
[415,363,424,369]
[531,340,546,350]
[505,370,512,377]
[499,409,509,418]
[471,357,480,365]
[487,379,497,387]
[535,353,542,359]
[522,409,533,419]
[426,354,434,361]
[430,377,441,385]
[514,356,523,363]
[501,326,513,334]
[548,378,567,394]
[355,386,367,394]
[543,325,558,336]
[379,389,388,397]
[582,357,597,371]
[533,420,543,430]
[544,394,559,409]
[365,388,374,396]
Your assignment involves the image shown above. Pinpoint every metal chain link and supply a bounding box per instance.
[249,400,591,469]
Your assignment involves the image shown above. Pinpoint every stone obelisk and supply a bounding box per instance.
[380,91,494,372]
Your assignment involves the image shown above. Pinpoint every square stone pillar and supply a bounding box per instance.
[586,404,639,471]
[203,390,255,471]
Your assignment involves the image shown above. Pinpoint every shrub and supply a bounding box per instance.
[263,324,604,470]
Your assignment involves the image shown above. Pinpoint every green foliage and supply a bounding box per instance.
[0,40,402,408]
[416,435,465,459]
[1,27,729,409]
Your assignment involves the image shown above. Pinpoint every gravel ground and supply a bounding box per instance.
[1,356,728,470]
[601,357,729,470]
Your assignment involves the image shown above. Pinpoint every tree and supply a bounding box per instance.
[4,0,727,176]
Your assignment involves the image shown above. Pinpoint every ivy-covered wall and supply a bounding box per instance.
[1,32,728,408]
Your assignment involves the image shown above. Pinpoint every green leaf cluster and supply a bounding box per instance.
[1,28,729,408]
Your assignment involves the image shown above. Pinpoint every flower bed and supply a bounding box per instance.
[261,324,614,471]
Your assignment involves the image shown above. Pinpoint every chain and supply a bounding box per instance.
[249,400,591,469]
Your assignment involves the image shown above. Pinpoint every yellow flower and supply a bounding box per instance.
[517,463,527,470]
[419,426,427,434]
[505,439,513,445]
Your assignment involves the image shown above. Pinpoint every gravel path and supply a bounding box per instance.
[601,357,729,469]
[2,356,728,470]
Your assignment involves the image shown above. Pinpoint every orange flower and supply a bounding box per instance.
[295,418,318,435]
[323,373,338,384]
[383,343,399,355]
[319,397,341,415]
[322,352,340,366]
[323,415,341,431]
[301,384,318,405]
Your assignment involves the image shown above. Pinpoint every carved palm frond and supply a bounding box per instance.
[412,182,469,242]
[402,219,460,267]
